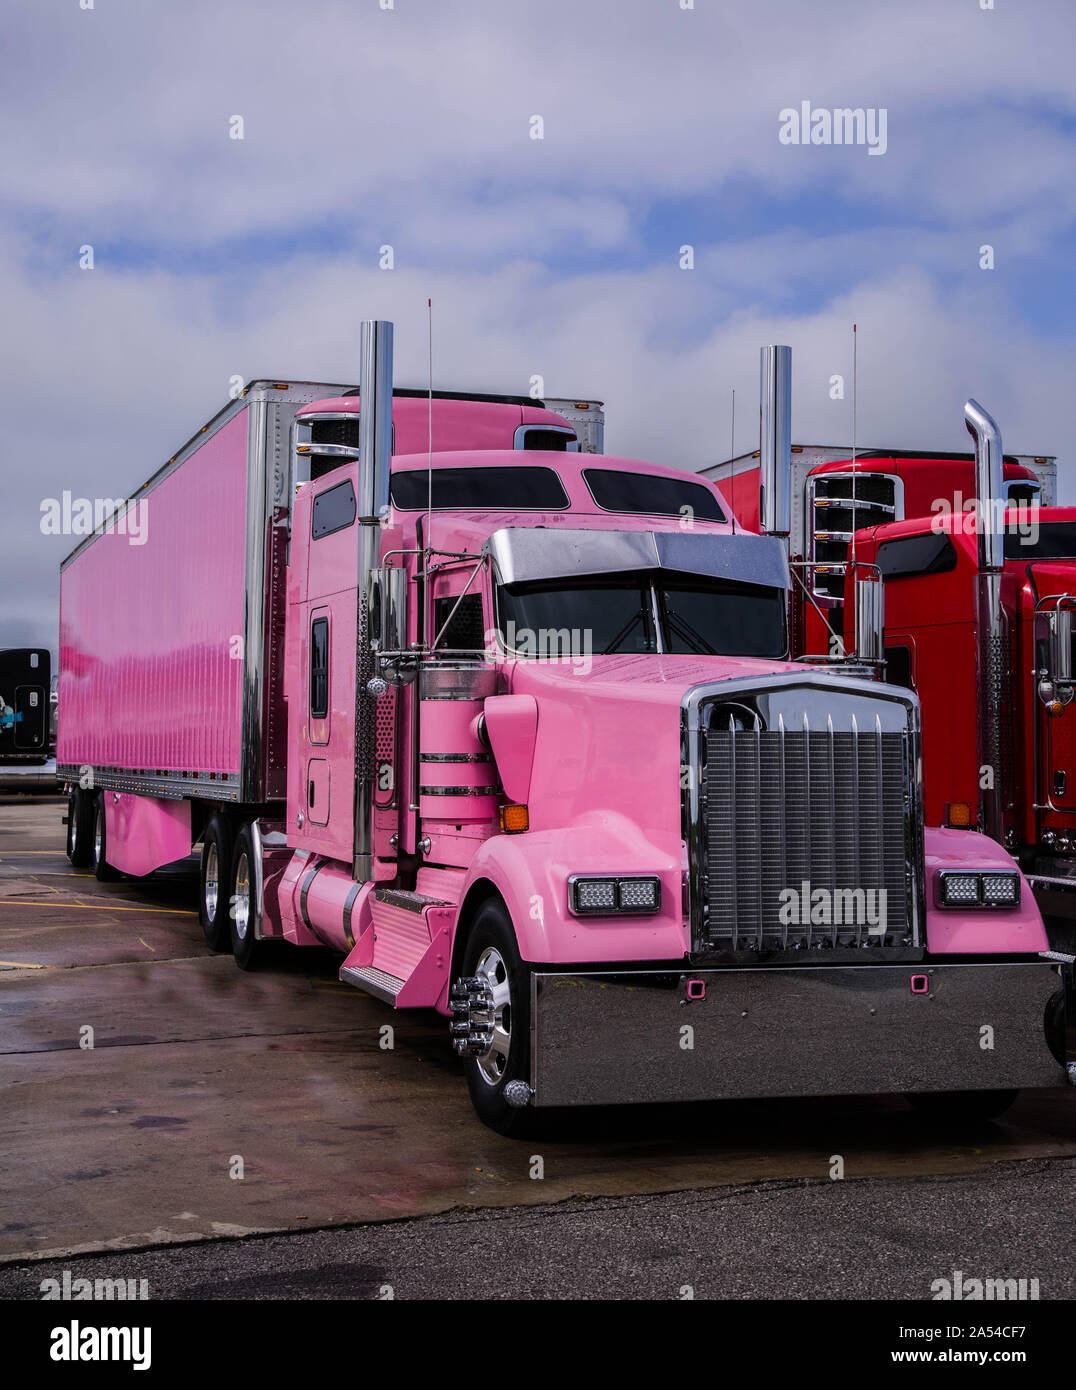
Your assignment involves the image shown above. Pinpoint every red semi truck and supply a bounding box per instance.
[58,325,1071,1132]
[704,349,1076,949]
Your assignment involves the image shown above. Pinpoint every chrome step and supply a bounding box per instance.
[374,887,448,914]
[340,963,405,1004]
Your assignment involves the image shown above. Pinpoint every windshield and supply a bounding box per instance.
[1005,521,1076,561]
[498,573,787,658]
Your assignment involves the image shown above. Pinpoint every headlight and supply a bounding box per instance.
[569,875,662,915]
[571,877,618,913]
[980,872,1020,906]
[936,869,1021,908]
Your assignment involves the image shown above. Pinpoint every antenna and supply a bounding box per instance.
[850,322,857,577]
[426,297,433,557]
[729,386,736,532]
[730,386,735,461]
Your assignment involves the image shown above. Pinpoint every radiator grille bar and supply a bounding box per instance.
[702,715,910,951]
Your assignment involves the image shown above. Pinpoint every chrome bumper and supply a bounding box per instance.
[530,962,1068,1107]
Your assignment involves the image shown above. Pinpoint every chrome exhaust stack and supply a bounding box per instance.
[353,319,395,882]
[964,398,1005,843]
[759,345,792,552]
[358,320,394,524]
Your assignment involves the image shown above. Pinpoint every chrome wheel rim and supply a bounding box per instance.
[94,807,103,864]
[204,842,219,919]
[69,799,77,855]
[233,852,250,941]
[473,946,512,1087]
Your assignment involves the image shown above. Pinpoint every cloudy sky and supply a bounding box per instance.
[3,0,1074,652]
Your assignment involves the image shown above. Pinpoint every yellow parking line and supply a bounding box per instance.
[0,900,196,916]
[0,872,95,878]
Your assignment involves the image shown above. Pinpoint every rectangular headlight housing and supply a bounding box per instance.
[937,869,1020,908]
[569,875,661,916]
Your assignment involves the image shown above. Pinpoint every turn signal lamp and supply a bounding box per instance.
[500,804,529,834]
[945,802,973,828]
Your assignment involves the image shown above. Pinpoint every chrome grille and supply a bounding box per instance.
[701,713,911,950]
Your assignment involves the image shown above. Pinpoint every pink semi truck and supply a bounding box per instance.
[59,322,1070,1133]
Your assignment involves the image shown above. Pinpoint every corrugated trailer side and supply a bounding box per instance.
[58,409,249,792]
[57,380,354,807]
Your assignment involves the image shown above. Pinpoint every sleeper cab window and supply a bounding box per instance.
[312,479,357,539]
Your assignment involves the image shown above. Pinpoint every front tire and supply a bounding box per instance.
[199,814,233,951]
[91,796,121,882]
[66,788,94,868]
[453,898,537,1136]
[905,1089,1018,1122]
[228,823,263,971]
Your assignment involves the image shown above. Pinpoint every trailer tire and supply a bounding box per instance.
[455,898,539,1137]
[199,815,233,951]
[905,1089,1018,1122]
[228,824,263,971]
[91,796,121,882]
[66,788,94,868]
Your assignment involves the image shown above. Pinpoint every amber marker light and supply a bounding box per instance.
[500,804,529,833]
[945,801,973,828]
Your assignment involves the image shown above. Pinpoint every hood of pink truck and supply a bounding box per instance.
[500,653,819,837]
[507,651,811,704]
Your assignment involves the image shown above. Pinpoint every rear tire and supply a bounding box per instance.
[199,814,233,951]
[454,898,538,1136]
[228,824,263,971]
[91,796,121,882]
[66,788,94,868]
[905,1089,1018,1122]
